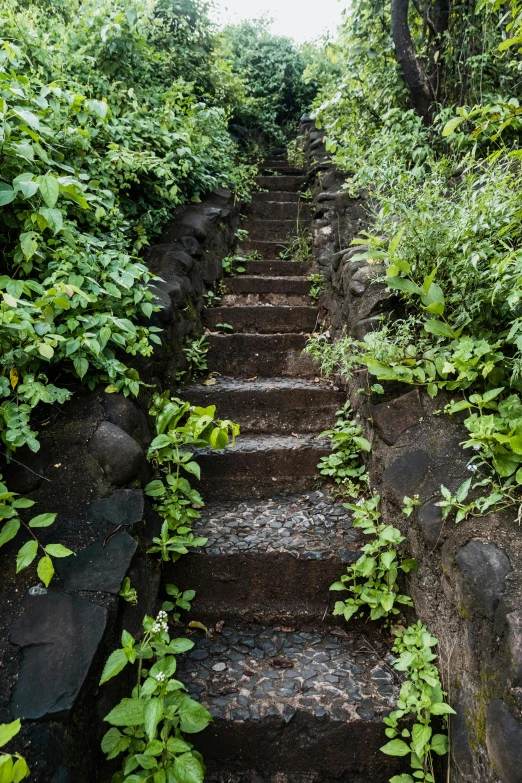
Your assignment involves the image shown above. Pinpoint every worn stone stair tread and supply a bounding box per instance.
[177,624,401,781]
[223,276,310,295]
[204,305,318,334]
[255,175,308,192]
[238,261,311,276]
[242,219,312,242]
[251,191,301,203]
[247,201,312,221]
[207,333,316,377]
[185,376,344,434]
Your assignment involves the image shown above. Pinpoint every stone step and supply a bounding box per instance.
[207,334,315,377]
[220,293,309,307]
[243,219,312,242]
[176,623,402,782]
[242,239,287,258]
[261,165,305,176]
[170,490,360,623]
[247,201,312,221]
[252,191,300,203]
[204,306,318,334]
[240,261,311,276]
[185,376,345,434]
[195,434,329,500]
[256,176,308,192]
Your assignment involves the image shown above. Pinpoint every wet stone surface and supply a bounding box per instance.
[177,624,398,722]
[194,434,330,456]
[193,489,361,559]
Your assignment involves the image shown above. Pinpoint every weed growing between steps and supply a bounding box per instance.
[316,392,452,781]
[0,719,29,781]
[307,274,326,303]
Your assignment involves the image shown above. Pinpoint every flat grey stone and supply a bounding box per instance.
[487,699,522,783]
[88,421,144,486]
[10,592,107,719]
[455,539,511,617]
[88,489,144,529]
[371,390,423,445]
[382,449,429,503]
[56,533,137,594]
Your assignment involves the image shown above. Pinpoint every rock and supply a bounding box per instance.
[353,317,382,340]
[371,390,423,445]
[4,439,53,494]
[451,702,474,779]
[10,592,107,719]
[88,489,145,529]
[88,422,144,486]
[149,283,174,323]
[180,236,203,258]
[417,499,445,547]
[348,280,366,297]
[507,611,522,686]
[382,449,429,504]
[55,532,137,594]
[180,212,213,242]
[486,699,522,782]
[455,540,511,618]
[147,246,194,277]
[101,394,141,436]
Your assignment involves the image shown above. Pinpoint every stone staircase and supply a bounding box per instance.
[175,153,402,782]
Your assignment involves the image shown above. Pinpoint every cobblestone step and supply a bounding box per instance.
[255,176,308,192]
[243,219,312,242]
[176,623,402,782]
[204,306,318,334]
[238,260,311,276]
[185,377,344,434]
[170,490,361,623]
[247,201,312,220]
[207,333,316,377]
[195,435,330,500]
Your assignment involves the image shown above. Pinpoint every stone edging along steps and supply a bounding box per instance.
[172,151,406,782]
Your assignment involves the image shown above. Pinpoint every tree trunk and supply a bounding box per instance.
[391,0,434,118]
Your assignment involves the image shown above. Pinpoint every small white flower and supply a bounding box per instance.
[161,622,168,631]
[473,445,481,451]
[151,623,161,633]
[467,464,478,472]
[356,499,364,506]
[156,672,166,682]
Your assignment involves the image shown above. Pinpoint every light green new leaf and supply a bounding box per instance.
[0,720,21,748]
[38,343,54,359]
[424,320,455,338]
[20,232,38,261]
[29,513,57,528]
[100,648,129,685]
[39,176,59,208]
[16,540,38,573]
[442,116,465,136]
[12,756,30,782]
[380,739,411,756]
[44,544,74,558]
[411,723,432,757]
[37,555,54,587]
[0,519,20,548]
[430,702,456,715]
[430,733,449,755]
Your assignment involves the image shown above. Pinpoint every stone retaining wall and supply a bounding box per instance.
[0,188,241,782]
[300,115,522,783]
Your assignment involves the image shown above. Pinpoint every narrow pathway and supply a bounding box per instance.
[176,154,401,782]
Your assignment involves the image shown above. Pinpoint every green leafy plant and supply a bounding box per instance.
[100,604,211,783]
[183,337,209,378]
[317,402,370,496]
[222,255,247,275]
[163,583,195,622]
[214,323,234,333]
[145,394,239,563]
[0,475,73,586]
[235,229,249,242]
[279,228,313,261]
[0,720,29,782]
[381,622,454,783]
[330,494,417,621]
[307,273,326,302]
[120,577,138,605]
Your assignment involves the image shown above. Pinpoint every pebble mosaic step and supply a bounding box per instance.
[185,377,345,433]
[204,305,318,334]
[176,624,402,782]
[195,434,330,500]
[207,333,316,377]
[170,490,362,622]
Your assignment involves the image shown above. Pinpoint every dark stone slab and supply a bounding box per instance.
[56,532,137,593]
[486,699,522,782]
[417,498,445,547]
[507,610,522,686]
[88,421,144,486]
[10,592,107,719]
[371,390,423,446]
[88,489,145,529]
[101,394,141,435]
[382,450,429,504]
[451,701,474,780]
[455,540,511,618]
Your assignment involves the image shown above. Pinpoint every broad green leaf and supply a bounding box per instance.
[144,697,164,741]
[16,540,38,573]
[430,702,456,715]
[44,544,74,558]
[39,207,63,235]
[101,727,131,760]
[387,276,422,295]
[167,737,193,754]
[380,739,411,756]
[38,344,54,359]
[20,232,38,261]
[104,698,145,727]
[0,519,20,548]
[431,733,449,755]
[12,756,30,782]
[442,116,465,136]
[100,648,129,685]
[0,754,14,781]
[29,512,57,528]
[173,752,205,783]
[0,720,21,748]
[73,357,89,379]
[177,696,212,733]
[390,776,414,783]
[0,183,15,206]
[424,320,455,338]
[411,723,432,757]
[37,555,54,587]
[13,173,38,199]
[39,176,59,208]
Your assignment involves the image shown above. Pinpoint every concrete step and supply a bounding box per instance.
[195,434,329,500]
[185,376,345,434]
[247,201,313,221]
[169,490,360,623]
[204,306,318,334]
[243,219,312,243]
[252,191,300,203]
[256,176,308,192]
[176,623,402,782]
[207,333,315,377]
[239,261,311,276]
